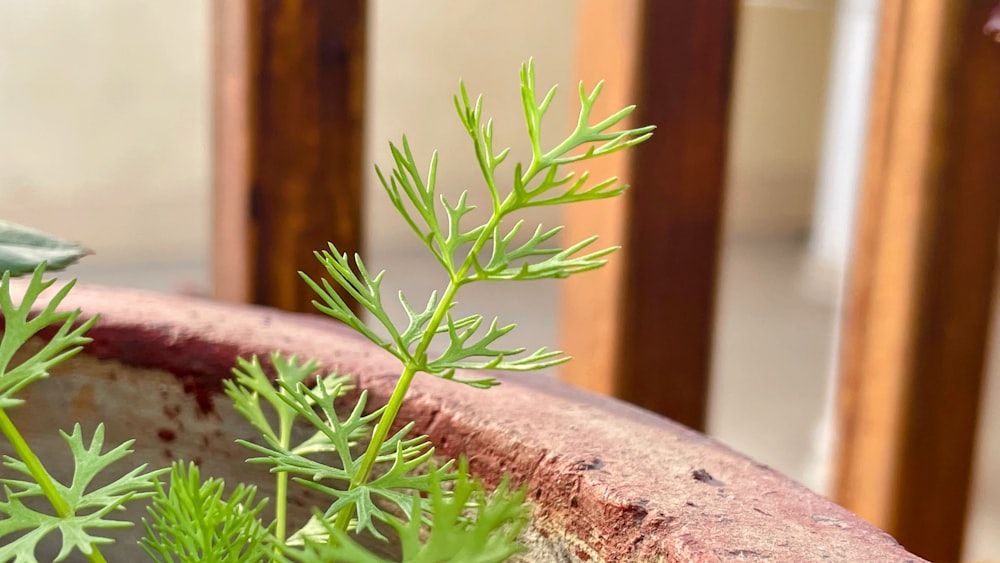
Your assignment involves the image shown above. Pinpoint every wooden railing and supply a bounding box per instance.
[213,0,366,313]
[560,0,736,433]
[211,1,1000,560]
[833,1,1000,560]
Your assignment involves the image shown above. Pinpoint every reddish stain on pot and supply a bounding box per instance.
[36,321,235,417]
[180,377,217,417]
[162,404,182,420]
[157,429,177,442]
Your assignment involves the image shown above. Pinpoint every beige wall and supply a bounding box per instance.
[0,0,834,262]
[0,0,210,261]
[369,0,837,246]
[727,1,836,238]
[365,0,576,250]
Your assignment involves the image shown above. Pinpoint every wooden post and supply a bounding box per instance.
[212,0,366,313]
[833,1,1000,560]
[560,1,738,430]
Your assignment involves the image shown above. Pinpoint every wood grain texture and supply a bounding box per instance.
[213,0,366,313]
[560,0,738,430]
[833,1,1000,560]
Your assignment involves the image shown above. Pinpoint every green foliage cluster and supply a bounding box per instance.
[0,61,650,562]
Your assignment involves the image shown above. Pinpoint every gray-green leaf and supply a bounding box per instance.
[0,221,89,276]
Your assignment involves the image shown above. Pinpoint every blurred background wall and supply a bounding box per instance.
[0,0,210,263]
[0,0,837,270]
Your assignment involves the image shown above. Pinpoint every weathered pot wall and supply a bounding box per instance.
[5,283,925,562]
[7,345,357,560]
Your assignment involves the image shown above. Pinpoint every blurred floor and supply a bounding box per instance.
[63,257,209,295]
[59,236,1000,561]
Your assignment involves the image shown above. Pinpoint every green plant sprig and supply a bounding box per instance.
[0,267,95,409]
[0,423,166,559]
[0,421,166,563]
[283,458,527,563]
[0,267,96,552]
[140,461,273,563]
[0,266,164,563]
[301,59,653,537]
[235,371,455,542]
[224,354,354,544]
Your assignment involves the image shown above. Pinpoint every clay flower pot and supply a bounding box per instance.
[9,284,925,562]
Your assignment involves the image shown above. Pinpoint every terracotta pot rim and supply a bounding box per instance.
[16,282,925,562]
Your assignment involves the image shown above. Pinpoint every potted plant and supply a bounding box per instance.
[0,63,925,562]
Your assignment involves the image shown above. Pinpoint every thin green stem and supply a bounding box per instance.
[333,194,511,536]
[332,360,421,534]
[0,409,107,563]
[274,408,295,544]
[0,410,68,515]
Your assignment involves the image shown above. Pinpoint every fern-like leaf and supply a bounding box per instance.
[302,60,652,392]
[0,424,165,562]
[237,379,455,541]
[0,265,96,409]
[225,353,353,450]
[279,459,528,563]
[395,459,529,563]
